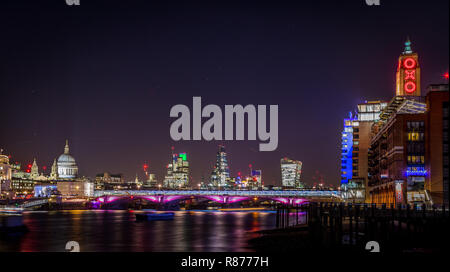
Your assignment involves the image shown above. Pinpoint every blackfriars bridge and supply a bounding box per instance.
[93,190,342,205]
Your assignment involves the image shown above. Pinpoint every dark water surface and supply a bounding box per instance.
[0,210,284,252]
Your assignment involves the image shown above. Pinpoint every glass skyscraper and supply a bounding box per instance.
[210,145,230,188]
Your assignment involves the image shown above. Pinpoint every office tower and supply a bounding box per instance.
[280,157,303,188]
[210,145,230,188]
[163,149,189,189]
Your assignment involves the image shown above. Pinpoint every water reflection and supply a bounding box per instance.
[0,210,293,252]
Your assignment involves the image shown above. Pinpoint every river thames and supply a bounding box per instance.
[0,210,307,252]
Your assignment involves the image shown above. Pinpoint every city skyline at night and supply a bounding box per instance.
[1,0,449,258]
[1,0,448,187]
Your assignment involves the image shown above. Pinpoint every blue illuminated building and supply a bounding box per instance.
[341,115,356,185]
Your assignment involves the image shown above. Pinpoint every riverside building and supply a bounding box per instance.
[340,101,387,202]
[367,39,449,206]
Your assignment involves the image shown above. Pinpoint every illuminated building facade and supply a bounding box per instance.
[30,158,39,179]
[341,116,356,185]
[34,184,57,198]
[280,157,303,188]
[163,150,189,189]
[341,101,387,202]
[210,145,230,188]
[369,109,427,205]
[10,171,37,195]
[368,39,449,205]
[251,169,262,189]
[2,139,85,197]
[369,85,448,205]
[56,140,78,180]
[395,38,421,97]
[94,172,124,190]
[142,173,158,189]
[57,180,94,197]
[0,150,12,197]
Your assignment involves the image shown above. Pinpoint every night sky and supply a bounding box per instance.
[0,0,448,187]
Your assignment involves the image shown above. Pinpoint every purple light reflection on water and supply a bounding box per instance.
[3,210,286,252]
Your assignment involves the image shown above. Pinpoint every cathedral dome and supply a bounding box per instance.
[57,153,76,164]
[57,140,78,179]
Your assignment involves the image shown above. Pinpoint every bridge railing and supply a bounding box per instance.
[21,199,49,209]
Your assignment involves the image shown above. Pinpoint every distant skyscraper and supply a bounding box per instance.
[251,169,262,188]
[210,145,230,188]
[280,158,303,188]
[163,148,189,189]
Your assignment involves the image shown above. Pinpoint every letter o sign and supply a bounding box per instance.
[403,58,416,69]
[404,81,416,93]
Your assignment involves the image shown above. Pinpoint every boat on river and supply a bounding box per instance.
[135,212,175,221]
[0,207,24,215]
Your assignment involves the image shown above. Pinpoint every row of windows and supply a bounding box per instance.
[358,112,381,121]
[407,142,425,154]
[407,155,425,164]
[358,103,386,113]
[408,132,424,141]
[407,121,424,130]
